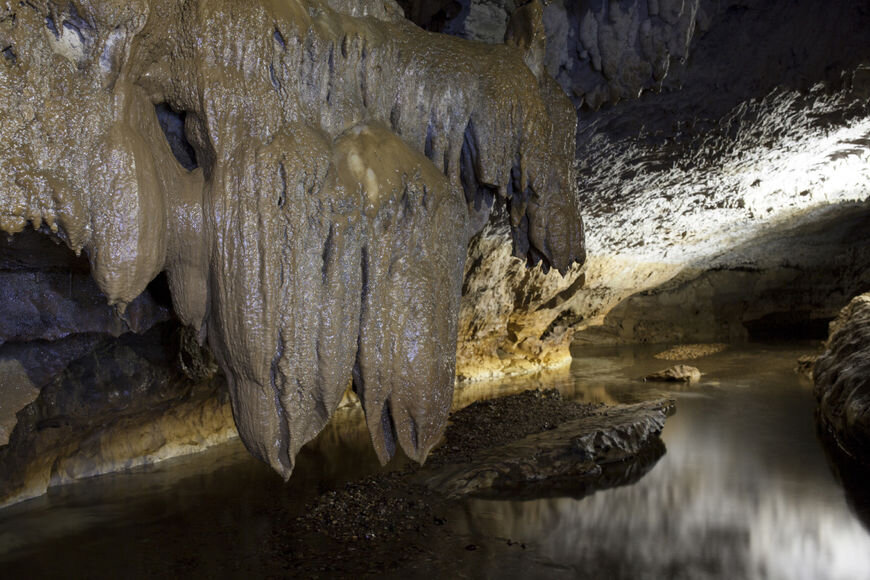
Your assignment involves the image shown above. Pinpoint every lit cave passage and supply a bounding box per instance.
[1,0,870,577]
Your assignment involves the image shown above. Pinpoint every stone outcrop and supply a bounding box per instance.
[0,323,236,507]
[456,210,585,381]
[572,81,870,345]
[0,0,583,502]
[419,398,671,498]
[562,0,870,346]
[814,294,870,462]
[644,365,700,383]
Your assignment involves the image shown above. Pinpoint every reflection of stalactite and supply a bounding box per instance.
[0,0,583,480]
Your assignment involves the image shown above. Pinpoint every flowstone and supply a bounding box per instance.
[0,0,583,481]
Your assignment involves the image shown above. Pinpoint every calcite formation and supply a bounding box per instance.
[0,0,583,479]
[399,0,707,109]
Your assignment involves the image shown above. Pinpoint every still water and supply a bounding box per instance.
[1,343,869,578]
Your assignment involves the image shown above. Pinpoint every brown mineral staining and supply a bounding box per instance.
[0,0,583,479]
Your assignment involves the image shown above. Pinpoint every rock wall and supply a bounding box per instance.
[400,0,709,109]
[559,0,870,345]
[0,0,583,503]
[405,0,870,350]
[457,207,585,381]
[815,294,870,462]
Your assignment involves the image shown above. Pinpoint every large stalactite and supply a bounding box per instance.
[0,0,583,486]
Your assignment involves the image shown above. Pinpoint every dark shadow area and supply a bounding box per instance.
[744,312,831,342]
[817,419,870,534]
[473,437,666,501]
[578,1,870,138]
[396,0,463,33]
[154,103,198,170]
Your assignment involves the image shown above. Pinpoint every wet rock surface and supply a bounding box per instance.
[419,398,671,497]
[457,212,586,382]
[411,0,870,354]
[814,294,870,463]
[644,365,701,383]
[0,322,235,506]
[654,343,727,361]
[4,0,870,508]
[0,0,584,490]
[400,0,704,109]
[269,389,670,576]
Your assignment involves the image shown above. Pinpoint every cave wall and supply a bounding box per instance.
[566,0,870,345]
[404,0,870,349]
[815,294,870,463]
[399,0,708,109]
[4,0,870,505]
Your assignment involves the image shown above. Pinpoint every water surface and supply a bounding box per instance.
[1,343,868,579]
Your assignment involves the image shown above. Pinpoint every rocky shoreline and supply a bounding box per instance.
[269,389,672,577]
[814,293,870,463]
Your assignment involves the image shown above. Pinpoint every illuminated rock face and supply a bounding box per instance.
[0,0,583,484]
[402,0,870,351]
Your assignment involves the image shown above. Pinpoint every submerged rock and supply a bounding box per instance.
[644,365,701,383]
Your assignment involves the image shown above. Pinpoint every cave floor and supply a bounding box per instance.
[1,342,868,579]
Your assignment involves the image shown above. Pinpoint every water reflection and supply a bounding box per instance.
[1,343,869,579]
[448,344,870,579]
[0,404,390,572]
[818,423,870,534]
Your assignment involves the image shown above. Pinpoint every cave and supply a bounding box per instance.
[2,0,870,577]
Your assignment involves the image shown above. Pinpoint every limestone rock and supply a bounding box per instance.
[457,212,586,381]
[0,0,583,485]
[406,0,870,352]
[0,230,169,344]
[814,294,870,462]
[645,365,701,383]
[795,355,816,379]
[654,343,727,361]
[0,323,236,506]
[400,0,705,108]
[419,399,672,497]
